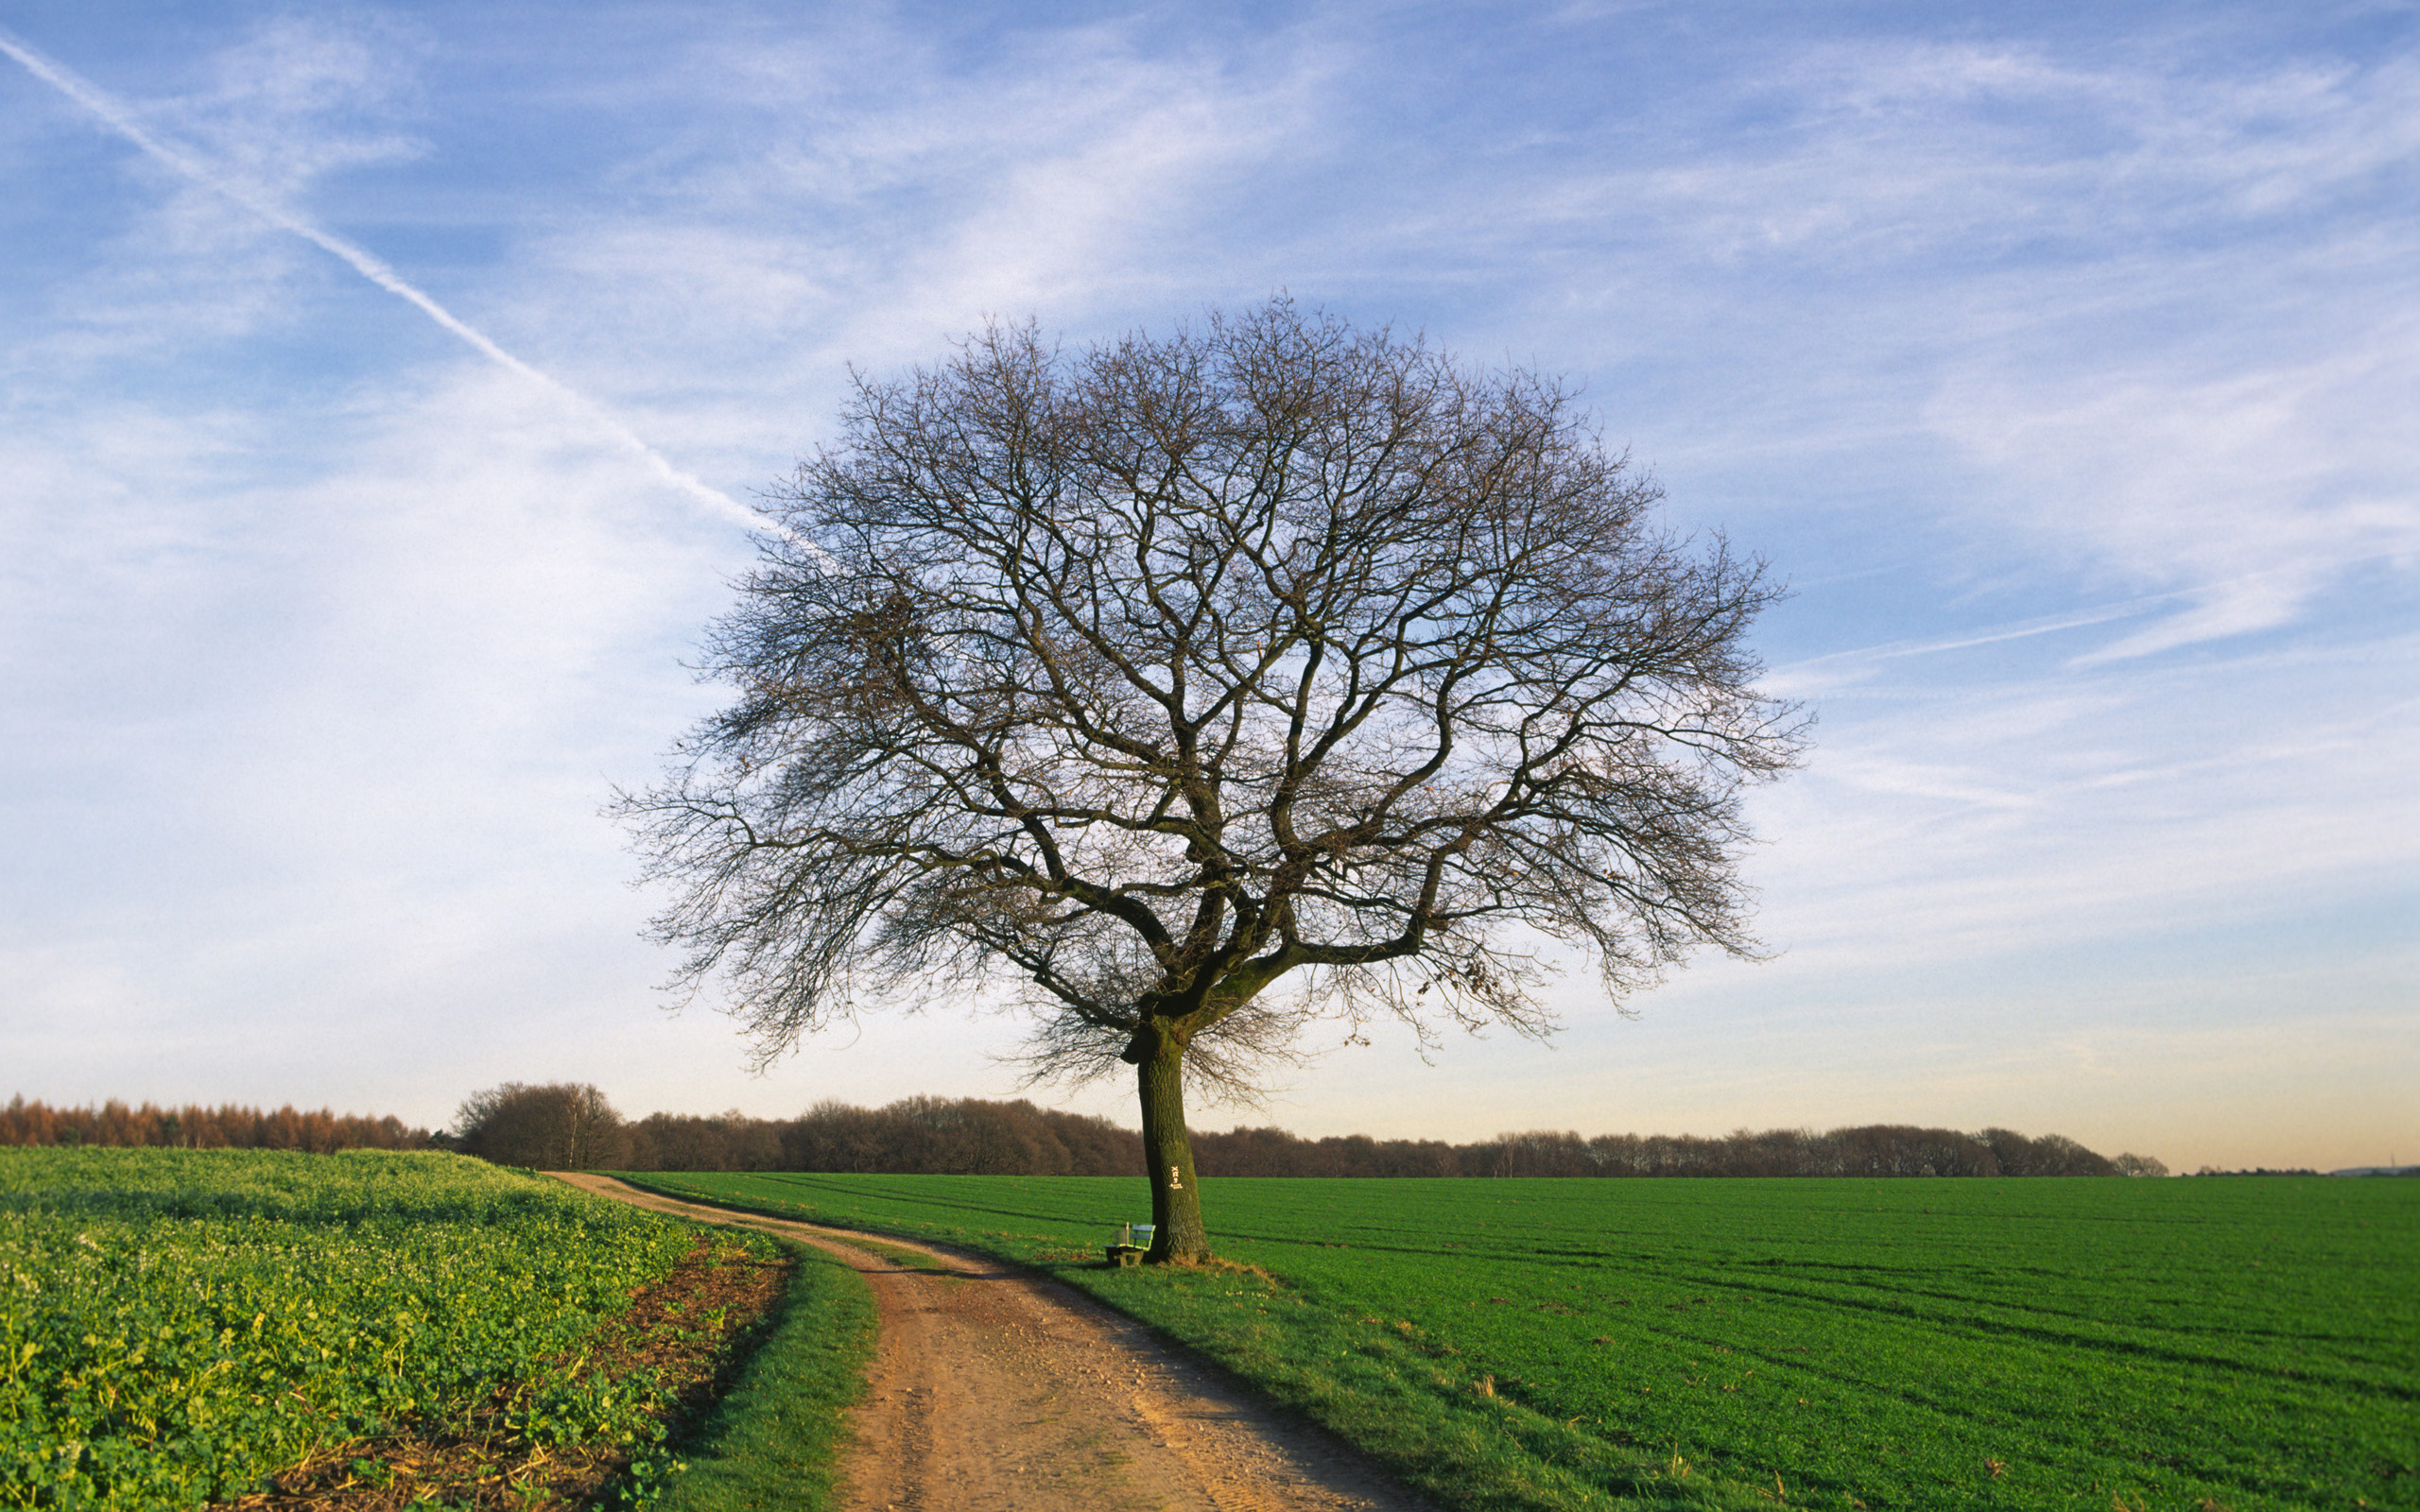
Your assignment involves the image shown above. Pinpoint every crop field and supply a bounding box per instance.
[0,1148,717,1507]
[625,1171,2419,1512]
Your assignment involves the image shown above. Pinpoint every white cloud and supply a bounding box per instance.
[0,351,754,1108]
[1722,38,2420,252]
[1,15,424,368]
[1929,318,2420,656]
[1330,25,2420,655]
[1747,629,2420,971]
[529,10,1340,365]
[161,13,431,199]
[2,4,2411,1166]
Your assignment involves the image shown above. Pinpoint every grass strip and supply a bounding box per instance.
[828,1235,960,1275]
[647,1236,876,1512]
[1052,1255,1758,1512]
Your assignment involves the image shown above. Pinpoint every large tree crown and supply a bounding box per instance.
[626,301,1805,1082]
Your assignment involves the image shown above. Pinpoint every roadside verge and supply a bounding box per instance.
[644,1236,874,1512]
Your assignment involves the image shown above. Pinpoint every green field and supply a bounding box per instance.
[0,1148,724,1507]
[623,1171,2420,1512]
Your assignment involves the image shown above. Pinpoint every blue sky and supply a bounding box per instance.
[3,2,2411,1170]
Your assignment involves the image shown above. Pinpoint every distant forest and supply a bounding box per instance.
[3,1091,2166,1177]
[455,1087,2162,1177]
[0,1096,433,1152]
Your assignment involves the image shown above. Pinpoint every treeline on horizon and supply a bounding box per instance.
[4,1091,2169,1177]
[0,1096,435,1152]
[449,1085,2166,1178]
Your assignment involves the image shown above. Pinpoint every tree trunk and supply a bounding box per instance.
[1132,1018,1210,1263]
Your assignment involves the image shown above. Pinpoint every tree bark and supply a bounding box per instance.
[1132,1019,1210,1263]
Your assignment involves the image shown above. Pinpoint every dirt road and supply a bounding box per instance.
[550,1174,1432,1512]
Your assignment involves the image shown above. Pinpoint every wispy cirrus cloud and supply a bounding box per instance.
[1,2,2411,1168]
[153,13,431,198]
[1745,627,2420,975]
[1927,314,2420,659]
[0,22,769,533]
[1324,25,2420,657]
[496,10,1348,402]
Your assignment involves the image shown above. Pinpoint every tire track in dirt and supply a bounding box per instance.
[549,1174,1434,1512]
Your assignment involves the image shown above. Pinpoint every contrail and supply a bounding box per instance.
[0,26,782,537]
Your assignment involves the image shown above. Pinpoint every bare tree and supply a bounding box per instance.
[455,1082,631,1170]
[623,301,1805,1261]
